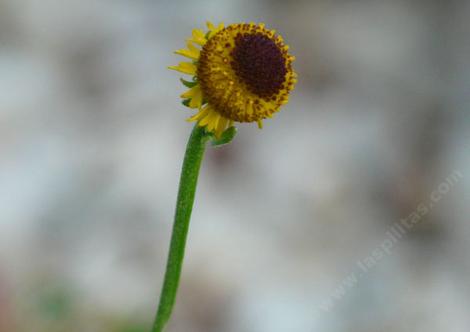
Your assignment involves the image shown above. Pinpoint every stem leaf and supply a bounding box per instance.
[180,78,198,88]
[210,126,237,147]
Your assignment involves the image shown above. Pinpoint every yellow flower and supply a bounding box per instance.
[170,21,297,138]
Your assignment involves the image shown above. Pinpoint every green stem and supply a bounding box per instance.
[152,125,210,332]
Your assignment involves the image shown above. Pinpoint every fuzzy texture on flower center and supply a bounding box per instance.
[231,33,287,98]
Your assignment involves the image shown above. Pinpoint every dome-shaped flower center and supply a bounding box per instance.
[231,33,287,98]
[194,23,295,125]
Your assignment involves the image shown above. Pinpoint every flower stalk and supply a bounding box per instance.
[152,125,210,332]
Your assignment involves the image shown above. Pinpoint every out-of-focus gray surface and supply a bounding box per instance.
[0,1,469,331]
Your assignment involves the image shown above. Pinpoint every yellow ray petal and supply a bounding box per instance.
[206,21,216,31]
[206,21,225,39]
[180,85,199,99]
[175,41,200,60]
[168,62,197,75]
[187,42,200,54]
[187,107,211,122]
[215,116,228,138]
[188,87,203,109]
[206,112,221,131]
[199,109,217,126]
[257,120,263,129]
[189,29,206,46]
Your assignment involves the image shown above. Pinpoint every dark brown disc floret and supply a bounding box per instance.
[230,33,287,98]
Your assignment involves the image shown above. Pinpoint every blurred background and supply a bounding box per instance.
[0,0,469,331]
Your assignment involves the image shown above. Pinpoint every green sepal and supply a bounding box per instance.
[210,126,237,147]
[180,78,198,88]
[182,99,191,107]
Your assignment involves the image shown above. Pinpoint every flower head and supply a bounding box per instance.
[170,22,297,137]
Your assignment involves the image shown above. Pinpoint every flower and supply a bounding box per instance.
[170,22,297,138]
